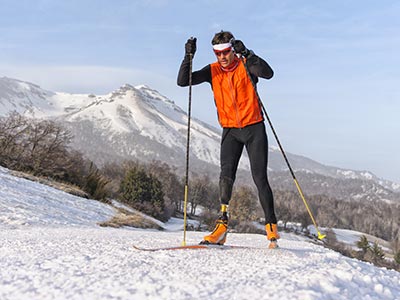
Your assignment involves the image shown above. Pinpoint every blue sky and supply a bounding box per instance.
[1,0,399,182]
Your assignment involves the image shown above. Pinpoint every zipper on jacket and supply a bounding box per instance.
[227,73,242,128]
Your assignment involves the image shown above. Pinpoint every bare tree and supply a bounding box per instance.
[189,175,213,216]
[0,112,30,168]
[229,185,259,223]
[0,112,74,177]
[23,119,73,176]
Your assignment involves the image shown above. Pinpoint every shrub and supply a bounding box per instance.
[119,166,166,221]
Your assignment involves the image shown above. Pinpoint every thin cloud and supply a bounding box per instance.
[0,64,173,94]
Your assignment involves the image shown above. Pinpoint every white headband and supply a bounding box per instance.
[212,43,232,51]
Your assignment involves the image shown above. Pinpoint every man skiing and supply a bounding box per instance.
[177,31,280,248]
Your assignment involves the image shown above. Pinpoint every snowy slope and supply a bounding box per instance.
[0,166,115,228]
[0,166,399,300]
[0,77,57,116]
[62,84,223,166]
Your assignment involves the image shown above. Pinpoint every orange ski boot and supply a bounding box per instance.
[266,223,280,249]
[201,213,228,245]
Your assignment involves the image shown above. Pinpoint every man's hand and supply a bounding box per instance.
[231,39,249,57]
[185,37,197,56]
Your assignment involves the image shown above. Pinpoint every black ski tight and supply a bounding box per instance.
[219,122,277,224]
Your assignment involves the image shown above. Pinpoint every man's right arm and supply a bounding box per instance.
[177,57,212,87]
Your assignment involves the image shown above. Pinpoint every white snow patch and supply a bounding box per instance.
[361,171,374,180]
[1,166,400,300]
[337,169,357,179]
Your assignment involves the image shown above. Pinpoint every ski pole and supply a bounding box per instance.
[182,41,194,246]
[240,56,326,240]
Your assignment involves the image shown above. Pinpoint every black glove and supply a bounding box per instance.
[185,37,197,56]
[231,39,249,57]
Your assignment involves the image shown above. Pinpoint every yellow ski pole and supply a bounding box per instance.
[241,56,326,240]
[182,44,194,246]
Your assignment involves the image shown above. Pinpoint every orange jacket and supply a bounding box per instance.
[210,60,263,128]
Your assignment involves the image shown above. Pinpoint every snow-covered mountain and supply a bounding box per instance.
[1,76,400,202]
[1,166,399,300]
[60,83,227,171]
[0,77,224,171]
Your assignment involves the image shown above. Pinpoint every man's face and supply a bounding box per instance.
[214,47,235,68]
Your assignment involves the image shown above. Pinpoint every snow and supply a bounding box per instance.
[1,169,400,300]
[361,172,374,180]
[337,169,358,179]
[331,228,392,253]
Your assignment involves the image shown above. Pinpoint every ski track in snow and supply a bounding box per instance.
[1,166,400,300]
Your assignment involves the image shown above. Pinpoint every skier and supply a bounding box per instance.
[177,31,280,248]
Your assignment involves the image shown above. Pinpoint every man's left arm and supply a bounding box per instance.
[231,39,274,80]
[246,52,274,80]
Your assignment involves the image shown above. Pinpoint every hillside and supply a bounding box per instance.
[1,76,400,208]
[0,166,399,300]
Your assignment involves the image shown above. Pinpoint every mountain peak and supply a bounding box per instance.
[135,85,175,105]
[134,84,150,90]
[0,77,55,117]
[0,76,44,96]
[119,83,136,91]
[110,84,173,103]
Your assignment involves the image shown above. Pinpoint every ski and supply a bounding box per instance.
[133,244,258,251]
